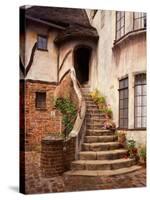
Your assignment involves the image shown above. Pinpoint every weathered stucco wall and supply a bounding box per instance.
[20,21,58,82]
[88,10,146,145]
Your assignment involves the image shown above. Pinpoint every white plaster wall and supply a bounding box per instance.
[20,22,58,82]
[88,10,146,145]
[126,131,146,147]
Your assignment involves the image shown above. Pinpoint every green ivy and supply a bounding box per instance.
[55,97,77,139]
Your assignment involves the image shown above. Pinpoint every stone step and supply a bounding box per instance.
[87,124,104,129]
[81,85,90,88]
[64,165,142,177]
[79,149,127,160]
[86,100,97,104]
[81,89,90,92]
[86,113,106,118]
[82,142,121,151]
[84,135,118,143]
[71,158,136,171]
[87,104,98,109]
[85,100,95,104]
[86,118,106,124]
[85,96,93,101]
[86,108,100,114]
[86,129,114,136]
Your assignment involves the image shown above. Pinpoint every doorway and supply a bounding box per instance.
[74,45,92,84]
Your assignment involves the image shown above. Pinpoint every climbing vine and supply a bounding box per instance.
[55,97,77,139]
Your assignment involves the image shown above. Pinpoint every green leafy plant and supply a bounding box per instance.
[139,145,146,163]
[126,139,138,160]
[55,97,77,139]
[105,108,113,118]
[90,89,107,111]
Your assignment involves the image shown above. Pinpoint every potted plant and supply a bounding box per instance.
[117,131,126,148]
[126,139,139,162]
[139,145,146,167]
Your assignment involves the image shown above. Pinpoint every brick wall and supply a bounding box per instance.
[24,80,63,150]
[40,136,76,178]
[41,136,64,177]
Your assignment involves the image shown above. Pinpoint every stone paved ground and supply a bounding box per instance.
[23,151,146,194]
[64,168,146,192]
[24,151,65,194]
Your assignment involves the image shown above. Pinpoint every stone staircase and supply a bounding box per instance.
[63,84,141,190]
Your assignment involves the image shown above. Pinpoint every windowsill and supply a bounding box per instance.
[117,127,146,131]
[113,28,146,48]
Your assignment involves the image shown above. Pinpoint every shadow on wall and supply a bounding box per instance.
[112,45,121,67]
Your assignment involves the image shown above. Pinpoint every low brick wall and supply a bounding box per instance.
[41,136,64,178]
[40,136,76,178]
[63,137,76,171]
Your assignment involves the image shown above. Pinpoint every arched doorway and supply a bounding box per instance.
[74,45,92,84]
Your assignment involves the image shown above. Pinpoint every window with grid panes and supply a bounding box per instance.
[119,78,128,128]
[36,92,46,109]
[37,35,48,50]
[133,12,146,30]
[116,11,125,40]
[134,74,146,128]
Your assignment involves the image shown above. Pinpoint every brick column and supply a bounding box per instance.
[41,136,64,177]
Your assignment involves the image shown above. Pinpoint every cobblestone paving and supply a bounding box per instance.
[64,168,146,191]
[24,151,65,194]
[23,151,146,194]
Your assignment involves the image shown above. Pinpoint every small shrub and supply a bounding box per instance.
[126,139,138,160]
[90,89,106,104]
[139,145,146,163]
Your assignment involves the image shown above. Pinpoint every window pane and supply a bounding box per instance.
[120,109,124,118]
[135,85,142,96]
[37,36,47,50]
[119,90,124,99]
[134,12,147,30]
[117,11,121,18]
[135,117,141,128]
[121,18,124,27]
[135,106,141,117]
[117,20,121,30]
[142,106,146,117]
[123,119,128,128]
[135,96,142,106]
[124,109,128,118]
[124,89,128,98]
[36,92,46,108]
[119,80,124,89]
[124,99,128,108]
[142,96,146,106]
[116,11,125,40]
[119,119,124,127]
[141,117,146,128]
[121,12,125,18]
[124,78,128,87]
[142,85,146,95]
[120,100,124,109]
